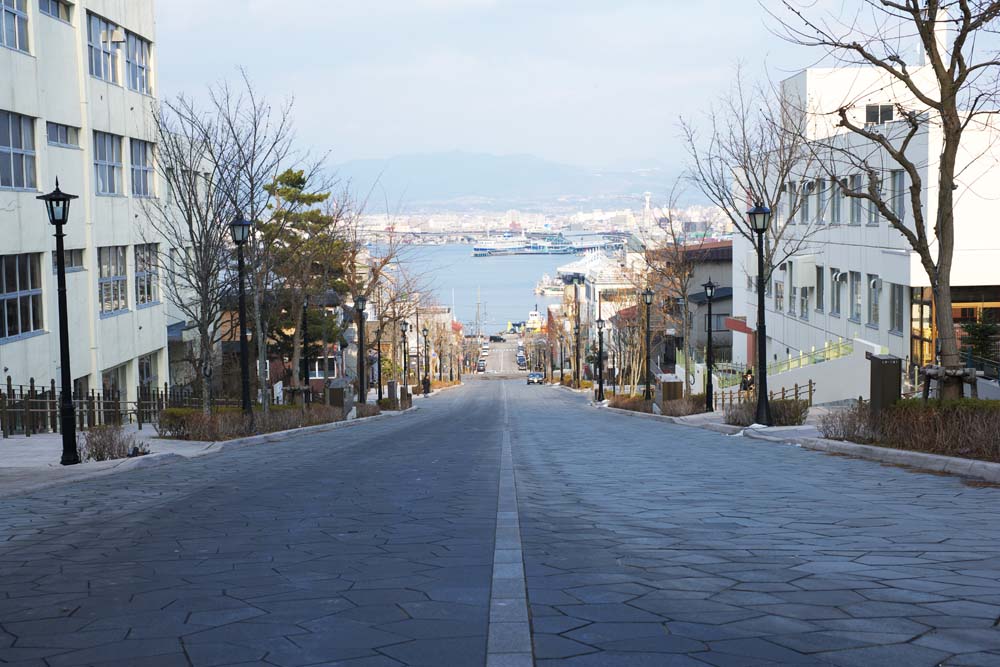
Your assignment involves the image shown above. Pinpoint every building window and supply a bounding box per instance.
[130,139,153,197]
[93,131,123,195]
[890,169,905,219]
[704,312,728,332]
[890,283,905,334]
[800,288,809,320]
[816,178,826,225]
[867,178,879,226]
[134,243,158,306]
[101,363,126,396]
[87,12,121,84]
[867,274,881,327]
[39,0,70,21]
[815,266,825,312]
[0,254,43,341]
[786,181,796,224]
[1,0,28,52]
[850,175,863,225]
[46,122,79,148]
[789,286,797,315]
[800,183,811,224]
[866,104,894,124]
[138,353,157,386]
[51,248,84,273]
[830,178,843,224]
[774,281,784,312]
[126,31,152,94]
[0,110,36,190]
[98,246,127,314]
[849,271,862,322]
[830,268,843,317]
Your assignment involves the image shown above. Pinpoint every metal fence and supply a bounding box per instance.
[713,380,815,411]
[0,378,240,438]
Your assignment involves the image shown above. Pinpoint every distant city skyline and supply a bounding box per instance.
[157,1,809,170]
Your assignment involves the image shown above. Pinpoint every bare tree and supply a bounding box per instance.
[773,0,1000,397]
[681,67,818,292]
[144,98,236,413]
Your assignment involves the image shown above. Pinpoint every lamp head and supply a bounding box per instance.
[747,202,772,233]
[422,326,429,337]
[702,278,717,300]
[642,288,654,305]
[355,294,367,312]
[597,317,605,331]
[229,215,252,245]
[37,179,78,226]
[401,320,409,333]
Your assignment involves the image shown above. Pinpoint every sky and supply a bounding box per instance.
[156,1,812,170]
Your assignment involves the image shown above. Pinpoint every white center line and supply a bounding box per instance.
[487,382,533,666]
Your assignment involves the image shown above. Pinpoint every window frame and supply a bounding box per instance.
[890,169,906,220]
[87,12,121,84]
[867,274,881,328]
[130,138,154,197]
[1,253,44,342]
[51,248,84,273]
[46,121,79,148]
[889,282,905,334]
[814,265,824,313]
[39,0,71,22]
[125,31,152,94]
[0,110,37,191]
[830,268,842,317]
[849,271,862,322]
[97,245,128,315]
[93,130,123,196]
[134,243,159,307]
[849,175,863,225]
[1,0,28,53]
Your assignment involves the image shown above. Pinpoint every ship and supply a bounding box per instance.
[472,237,575,257]
[534,274,565,296]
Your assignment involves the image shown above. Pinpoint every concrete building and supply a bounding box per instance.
[730,60,1000,393]
[0,0,175,399]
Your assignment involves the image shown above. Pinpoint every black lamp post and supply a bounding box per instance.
[355,294,367,404]
[422,326,431,395]
[38,181,80,465]
[703,278,717,412]
[301,294,310,403]
[559,334,565,382]
[748,202,773,426]
[227,215,254,423]
[573,323,581,389]
[642,287,654,401]
[401,320,410,391]
[596,317,606,402]
[449,344,454,382]
[376,327,383,402]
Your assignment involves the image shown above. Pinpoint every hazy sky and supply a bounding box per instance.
[157,1,810,169]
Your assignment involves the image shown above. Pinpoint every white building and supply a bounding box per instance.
[0,0,175,399]
[731,60,1000,391]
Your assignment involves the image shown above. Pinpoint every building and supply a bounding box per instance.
[1,0,175,400]
[730,59,1000,389]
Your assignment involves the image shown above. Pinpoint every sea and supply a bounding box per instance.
[401,243,569,333]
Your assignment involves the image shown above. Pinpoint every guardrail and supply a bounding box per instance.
[768,340,853,376]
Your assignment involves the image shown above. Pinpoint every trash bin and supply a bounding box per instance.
[868,353,902,416]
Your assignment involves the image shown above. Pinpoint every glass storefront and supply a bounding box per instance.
[910,285,1000,368]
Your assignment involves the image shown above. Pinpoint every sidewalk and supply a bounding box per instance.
[597,402,1000,484]
[0,406,419,498]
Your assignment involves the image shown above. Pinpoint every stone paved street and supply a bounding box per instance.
[0,380,999,666]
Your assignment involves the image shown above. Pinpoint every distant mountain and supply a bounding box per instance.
[334,151,673,212]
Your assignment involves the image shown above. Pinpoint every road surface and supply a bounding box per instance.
[0,380,998,666]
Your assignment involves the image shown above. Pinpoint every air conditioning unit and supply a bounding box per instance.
[870,277,883,290]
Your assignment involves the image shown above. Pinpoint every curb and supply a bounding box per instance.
[593,401,1000,484]
[742,430,1000,484]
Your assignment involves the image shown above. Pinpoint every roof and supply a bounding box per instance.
[646,240,732,265]
[688,287,733,305]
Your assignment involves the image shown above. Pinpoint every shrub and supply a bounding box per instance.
[609,395,653,413]
[660,394,707,417]
[78,426,148,462]
[378,397,400,411]
[154,404,345,441]
[724,399,810,427]
[579,380,593,390]
[821,399,1000,462]
[355,403,381,419]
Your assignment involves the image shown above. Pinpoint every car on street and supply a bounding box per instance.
[527,372,544,385]
[476,360,487,373]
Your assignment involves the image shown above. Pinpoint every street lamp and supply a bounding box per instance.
[355,293,367,404]
[596,317,606,402]
[38,181,80,465]
[642,287,654,401]
[748,202,773,426]
[376,326,383,402]
[573,322,581,389]
[558,334,565,383]
[422,326,431,395]
[227,214,254,425]
[703,278,717,412]
[401,320,410,392]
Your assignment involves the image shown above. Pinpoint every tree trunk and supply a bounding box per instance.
[934,120,962,400]
[252,285,270,413]
[288,293,305,391]
[199,323,213,415]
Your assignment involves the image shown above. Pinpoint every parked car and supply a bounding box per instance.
[476,360,487,373]
[527,372,544,385]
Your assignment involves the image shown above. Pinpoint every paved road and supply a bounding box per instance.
[1,381,999,666]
